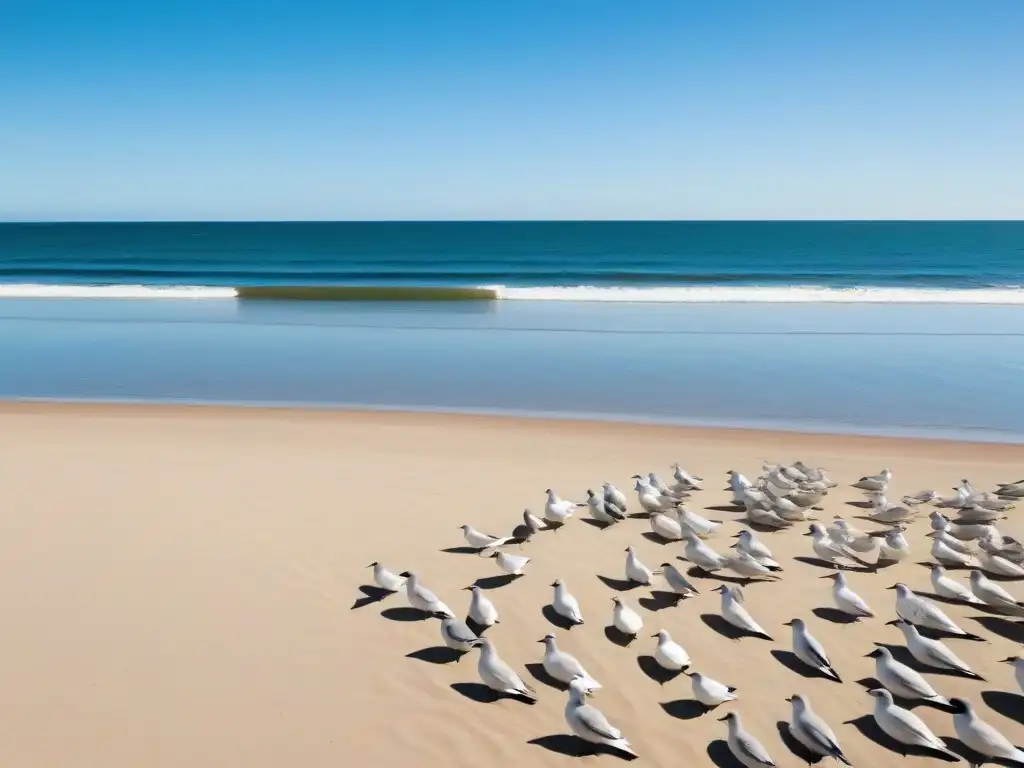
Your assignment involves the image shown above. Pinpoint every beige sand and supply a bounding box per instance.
[1,402,1023,767]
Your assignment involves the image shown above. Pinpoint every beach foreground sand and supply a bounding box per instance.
[1,403,1023,767]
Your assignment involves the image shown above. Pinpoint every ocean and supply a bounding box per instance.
[1,221,1023,441]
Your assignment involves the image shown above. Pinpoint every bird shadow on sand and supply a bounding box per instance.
[639,591,684,612]
[581,518,613,531]
[526,663,567,691]
[682,563,767,587]
[542,604,581,630]
[660,699,707,720]
[982,690,1024,724]
[776,722,823,764]
[704,505,744,514]
[597,574,640,592]
[770,650,837,682]
[845,500,876,509]
[641,531,677,546]
[451,682,535,705]
[473,574,519,590]
[913,589,981,608]
[351,585,393,610]
[701,613,770,641]
[793,556,873,574]
[811,606,859,625]
[707,739,745,768]
[528,735,637,760]
[627,512,651,520]
[843,715,960,761]
[465,617,493,636]
[872,642,982,680]
[440,546,480,555]
[406,646,464,665]
[380,607,430,622]
[637,655,684,685]
[968,615,1024,643]
[604,625,635,647]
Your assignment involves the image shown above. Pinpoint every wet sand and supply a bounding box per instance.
[0,402,1023,767]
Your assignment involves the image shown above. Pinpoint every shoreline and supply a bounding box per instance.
[5,397,1024,453]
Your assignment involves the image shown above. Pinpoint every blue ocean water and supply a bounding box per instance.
[1,221,1023,441]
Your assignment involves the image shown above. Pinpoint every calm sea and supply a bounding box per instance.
[1,221,1022,441]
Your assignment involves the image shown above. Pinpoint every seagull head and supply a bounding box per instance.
[1000,656,1021,665]
[782,618,804,629]
[459,524,470,531]
[365,561,379,568]
[864,647,887,659]
[866,688,892,702]
[611,596,621,605]
[946,698,971,715]
[462,585,478,592]
[886,582,908,593]
[968,569,984,584]
[712,584,730,594]
[400,571,415,579]
[651,629,668,640]
[634,480,644,491]
[884,619,908,628]
[785,694,806,710]
[550,578,563,588]
[716,712,737,722]
[538,633,556,646]
[631,474,643,480]
[624,545,634,553]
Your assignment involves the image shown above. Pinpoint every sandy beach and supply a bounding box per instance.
[1,402,1023,768]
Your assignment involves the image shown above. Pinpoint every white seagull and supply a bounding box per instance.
[564,677,636,757]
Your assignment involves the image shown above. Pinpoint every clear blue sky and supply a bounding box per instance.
[1,1,1022,220]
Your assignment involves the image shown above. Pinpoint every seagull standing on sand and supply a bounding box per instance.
[725,550,782,581]
[714,585,773,640]
[672,463,703,490]
[652,629,690,673]
[677,506,720,537]
[366,562,406,593]
[878,527,910,563]
[865,647,951,707]
[635,479,680,514]
[437,615,480,655]
[403,572,455,617]
[540,634,601,690]
[649,510,684,541]
[903,489,938,506]
[890,583,984,640]
[551,578,585,626]
[512,509,545,544]
[459,524,513,551]
[624,546,656,585]
[544,489,580,526]
[886,620,984,680]
[852,468,892,492]
[602,482,628,513]
[564,677,637,757]
[825,572,874,619]
[785,694,853,766]
[785,618,842,682]
[689,671,738,710]
[1000,657,1024,694]
[927,530,978,568]
[585,489,624,525]
[719,711,777,768]
[489,550,530,576]
[949,697,1024,765]
[978,544,1024,578]
[866,497,916,524]
[682,531,729,573]
[969,569,1024,616]
[827,518,878,554]
[474,637,536,700]
[659,563,700,602]
[733,529,780,568]
[464,585,499,629]
[929,564,984,605]
[805,523,865,569]
[867,689,958,759]
[610,596,643,640]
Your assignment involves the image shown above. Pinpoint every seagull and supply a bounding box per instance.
[852,468,891,492]
[732,529,779,568]
[610,596,643,640]
[489,550,530,576]
[714,585,773,640]
[512,509,546,544]
[785,618,842,682]
[727,470,755,504]
[544,489,581,525]
[551,578,584,626]
[747,505,795,529]
[540,634,601,691]
[867,688,958,759]
[890,583,984,640]
[724,549,783,581]
[437,615,480,656]
[602,482,628,513]
[927,530,978,568]
[865,647,951,707]
[652,629,690,674]
[672,463,703,490]
[827,518,879,553]
[948,697,1024,765]
[878,527,910,563]
[660,563,700,602]
[930,511,950,531]
[564,677,636,757]
[978,546,1024,578]
[903,489,938,506]
[403,572,455,617]
[947,521,999,541]
[824,571,874,619]
[866,498,916,524]
[930,564,985,605]
[366,561,406,593]
[649,471,686,499]
[719,711,777,768]
[474,637,536,700]
[677,506,720,537]
[999,657,1024,695]
[689,671,737,710]
[635,479,681,514]
[969,569,1024,616]
[682,532,729,573]
[886,620,984,680]
[996,481,1024,498]
[785,694,853,766]
[459,524,514,551]
[624,545,656,585]
[804,523,867,569]
[585,489,625,525]
[649,511,684,541]
[463,584,499,629]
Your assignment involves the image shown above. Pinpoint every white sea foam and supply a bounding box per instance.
[0,284,238,299]
[489,285,1024,304]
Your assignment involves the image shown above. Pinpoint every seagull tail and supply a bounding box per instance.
[611,739,638,758]
[828,667,843,683]
[963,669,985,681]
[834,749,853,767]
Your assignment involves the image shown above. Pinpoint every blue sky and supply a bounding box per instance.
[1,1,1022,220]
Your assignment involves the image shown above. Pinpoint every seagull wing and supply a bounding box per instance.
[735,732,776,766]
[576,705,622,741]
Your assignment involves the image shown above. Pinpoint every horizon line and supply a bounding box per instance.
[2,218,1023,225]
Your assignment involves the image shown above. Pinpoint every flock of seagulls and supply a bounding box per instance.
[361,461,1024,765]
